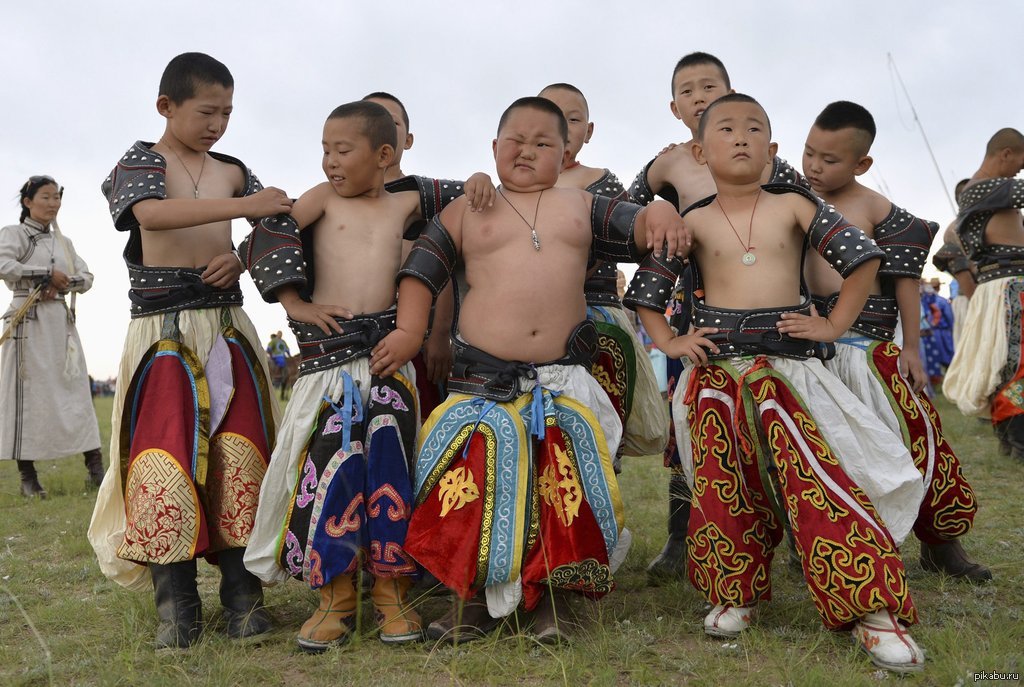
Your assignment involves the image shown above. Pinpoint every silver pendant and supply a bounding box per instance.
[741,251,756,266]
[531,228,541,251]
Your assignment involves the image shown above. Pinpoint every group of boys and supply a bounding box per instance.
[84,50,1004,676]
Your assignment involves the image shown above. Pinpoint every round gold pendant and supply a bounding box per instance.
[742,251,756,266]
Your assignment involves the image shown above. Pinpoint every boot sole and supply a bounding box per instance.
[380,630,425,644]
[296,634,351,653]
[857,643,925,674]
[703,626,743,639]
[426,620,500,644]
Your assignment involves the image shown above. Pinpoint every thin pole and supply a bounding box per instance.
[888,53,958,214]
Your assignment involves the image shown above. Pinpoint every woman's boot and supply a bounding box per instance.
[17,460,46,498]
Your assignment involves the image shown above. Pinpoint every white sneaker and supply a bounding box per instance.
[703,605,754,638]
[852,611,925,673]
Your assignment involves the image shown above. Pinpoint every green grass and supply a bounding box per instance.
[1,395,1021,686]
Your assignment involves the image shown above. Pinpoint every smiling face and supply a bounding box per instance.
[321,116,393,197]
[158,81,234,153]
[538,87,592,161]
[23,182,62,225]
[693,100,775,182]
[492,106,567,191]
[670,63,731,133]
[802,125,872,194]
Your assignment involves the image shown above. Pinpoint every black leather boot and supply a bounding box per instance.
[920,539,993,583]
[17,460,46,499]
[218,548,272,640]
[83,449,104,489]
[151,560,202,650]
[1000,416,1024,462]
[646,473,691,584]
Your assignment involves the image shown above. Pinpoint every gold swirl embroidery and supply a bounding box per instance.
[538,444,583,527]
[437,466,480,517]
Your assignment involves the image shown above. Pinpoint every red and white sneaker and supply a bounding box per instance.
[703,605,755,638]
[852,611,925,673]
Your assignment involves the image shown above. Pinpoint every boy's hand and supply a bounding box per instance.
[777,305,841,342]
[283,300,353,335]
[245,187,294,218]
[202,252,244,288]
[899,347,927,394]
[423,329,452,383]
[662,328,719,366]
[644,201,691,257]
[370,328,423,377]
[464,173,495,212]
[655,142,679,157]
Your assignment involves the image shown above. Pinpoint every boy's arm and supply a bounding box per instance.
[371,199,464,377]
[635,199,691,257]
[590,196,688,263]
[628,153,681,209]
[423,282,455,383]
[894,278,926,392]
[779,191,885,341]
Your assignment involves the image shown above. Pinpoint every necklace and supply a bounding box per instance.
[498,187,543,251]
[167,145,207,199]
[715,189,762,266]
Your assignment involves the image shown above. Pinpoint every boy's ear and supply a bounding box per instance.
[562,147,572,168]
[378,144,396,168]
[670,100,682,121]
[853,154,874,176]
[691,140,707,166]
[156,95,173,117]
[584,122,594,145]
[768,141,779,161]
[404,132,414,151]
[492,138,499,159]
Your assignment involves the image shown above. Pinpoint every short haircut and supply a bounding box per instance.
[671,52,731,94]
[18,175,62,223]
[498,97,569,143]
[362,91,410,130]
[159,52,233,105]
[985,128,1024,156]
[539,83,589,114]
[697,93,769,140]
[814,101,876,153]
[326,101,397,150]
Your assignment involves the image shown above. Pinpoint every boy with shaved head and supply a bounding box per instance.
[626,93,927,673]
[802,100,989,583]
[944,127,1024,458]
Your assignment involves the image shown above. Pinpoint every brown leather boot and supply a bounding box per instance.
[83,449,104,489]
[296,573,357,653]
[426,594,501,644]
[371,576,423,644]
[531,589,580,644]
[920,539,993,583]
[17,461,46,499]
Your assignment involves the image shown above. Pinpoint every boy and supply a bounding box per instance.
[625,94,926,673]
[241,101,493,652]
[943,128,1024,458]
[628,52,806,582]
[538,82,669,468]
[87,52,291,650]
[801,101,989,582]
[932,179,976,346]
[362,91,458,421]
[370,96,686,644]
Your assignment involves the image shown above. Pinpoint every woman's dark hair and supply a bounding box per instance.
[19,175,62,223]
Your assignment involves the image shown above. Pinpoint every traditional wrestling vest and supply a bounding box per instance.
[955,177,1024,283]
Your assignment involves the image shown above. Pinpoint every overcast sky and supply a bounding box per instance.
[1,0,1020,378]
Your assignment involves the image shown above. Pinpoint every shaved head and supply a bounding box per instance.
[985,128,1024,156]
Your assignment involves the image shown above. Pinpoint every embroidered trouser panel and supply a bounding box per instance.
[865,342,977,544]
[992,283,1024,422]
[279,370,419,588]
[405,386,622,612]
[118,319,274,564]
[685,360,917,629]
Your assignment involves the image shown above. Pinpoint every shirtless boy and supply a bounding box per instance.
[88,52,292,650]
[626,94,926,673]
[242,101,493,652]
[371,96,686,644]
[801,101,989,582]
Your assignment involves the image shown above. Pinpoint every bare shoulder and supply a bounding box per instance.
[210,154,245,194]
[292,182,334,229]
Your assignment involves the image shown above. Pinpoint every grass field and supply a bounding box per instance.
[0,394,1021,686]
